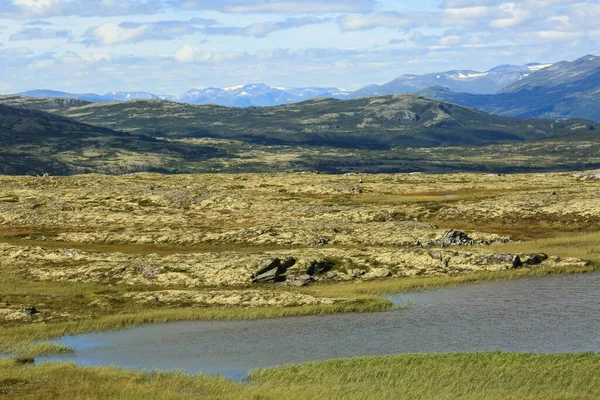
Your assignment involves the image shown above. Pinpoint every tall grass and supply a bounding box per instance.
[2,353,599,399]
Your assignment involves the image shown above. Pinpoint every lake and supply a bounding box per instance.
[39,272,600,379]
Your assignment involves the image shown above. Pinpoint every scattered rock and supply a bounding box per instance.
[310,237,330,246]
[420,230,511,247]
[441,230,474,246]
[523,253,548,265]
[252,257,297,283]
[307,259,334,276]
[429,251,443,260]
[512,255,522,269]
[351,268,366,277]
[326,272,338,279]
[21,306,38,315]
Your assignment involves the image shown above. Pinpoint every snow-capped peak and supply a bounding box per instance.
[526,64,552,72]
[224,84,245,91]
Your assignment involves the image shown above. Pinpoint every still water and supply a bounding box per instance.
[40,272,600,379]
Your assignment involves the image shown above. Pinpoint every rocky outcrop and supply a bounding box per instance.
[417,230,511,247]
[251,257,297,283]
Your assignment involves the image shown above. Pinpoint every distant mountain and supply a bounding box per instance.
[419,55,600,122]
[18,90,169,103]
[14,85,350,107]
[9,61,557,108]
[350,63,552,98]
[18,90,105,102]
[177,84,350,107]
[4,94,595,150]
[0,94,91,112]
[0,103,223,175]
[100,92,160,102]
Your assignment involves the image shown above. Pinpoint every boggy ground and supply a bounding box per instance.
[0,171,599,351]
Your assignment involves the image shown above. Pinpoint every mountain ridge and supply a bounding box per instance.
[11,61,553,108]
[419,55,600,122]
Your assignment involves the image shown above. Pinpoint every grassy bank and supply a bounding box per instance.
[313,262,598,298]
[1,352,599,399]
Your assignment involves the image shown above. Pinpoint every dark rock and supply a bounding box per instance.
[512,255,523,268]
[307,259,334,276]
[441,230,473,246]
[252,258,297,283]
[523,253,548,265]
[21,307,37,315]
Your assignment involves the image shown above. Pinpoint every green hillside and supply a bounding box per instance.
[0,104,223,175]
[2,94,596,150]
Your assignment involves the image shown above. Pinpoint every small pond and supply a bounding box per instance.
[39,272,600,380]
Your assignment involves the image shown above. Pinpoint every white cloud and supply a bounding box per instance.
[536,30,584,41]
[174,45,243,63]
[171,0,377,14]
[12,0,60,14]
[86,23,150,45]
[338,12,418,31]
[10,27,71,40]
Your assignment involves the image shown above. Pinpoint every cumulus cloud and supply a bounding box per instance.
[9,27,71,40]
[0,0,163,19]
[84,16,326,45]
[83,18,216,46]
[170,0,377,14]
[203,17,329,38]
[0,0,598,94]
[23,19,53,25]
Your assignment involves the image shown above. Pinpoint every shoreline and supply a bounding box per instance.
[1,263,596,359]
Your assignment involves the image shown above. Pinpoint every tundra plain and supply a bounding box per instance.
[1,171,599,398]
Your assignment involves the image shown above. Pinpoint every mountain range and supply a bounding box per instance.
[420,55,600,122]
[349,63,551,98]
[14,61,553,108]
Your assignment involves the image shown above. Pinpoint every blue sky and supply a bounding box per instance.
[0,0,598,95]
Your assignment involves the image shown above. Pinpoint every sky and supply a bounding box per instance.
[0,0,598,95]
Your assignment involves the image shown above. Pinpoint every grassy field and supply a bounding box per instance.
[1,353,599,399]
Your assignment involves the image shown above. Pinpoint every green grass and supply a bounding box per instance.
[491,231,600,261]
[1,352,599,399]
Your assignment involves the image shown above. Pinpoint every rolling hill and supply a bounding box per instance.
[0,104,223,175]
[1,94,596,150]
